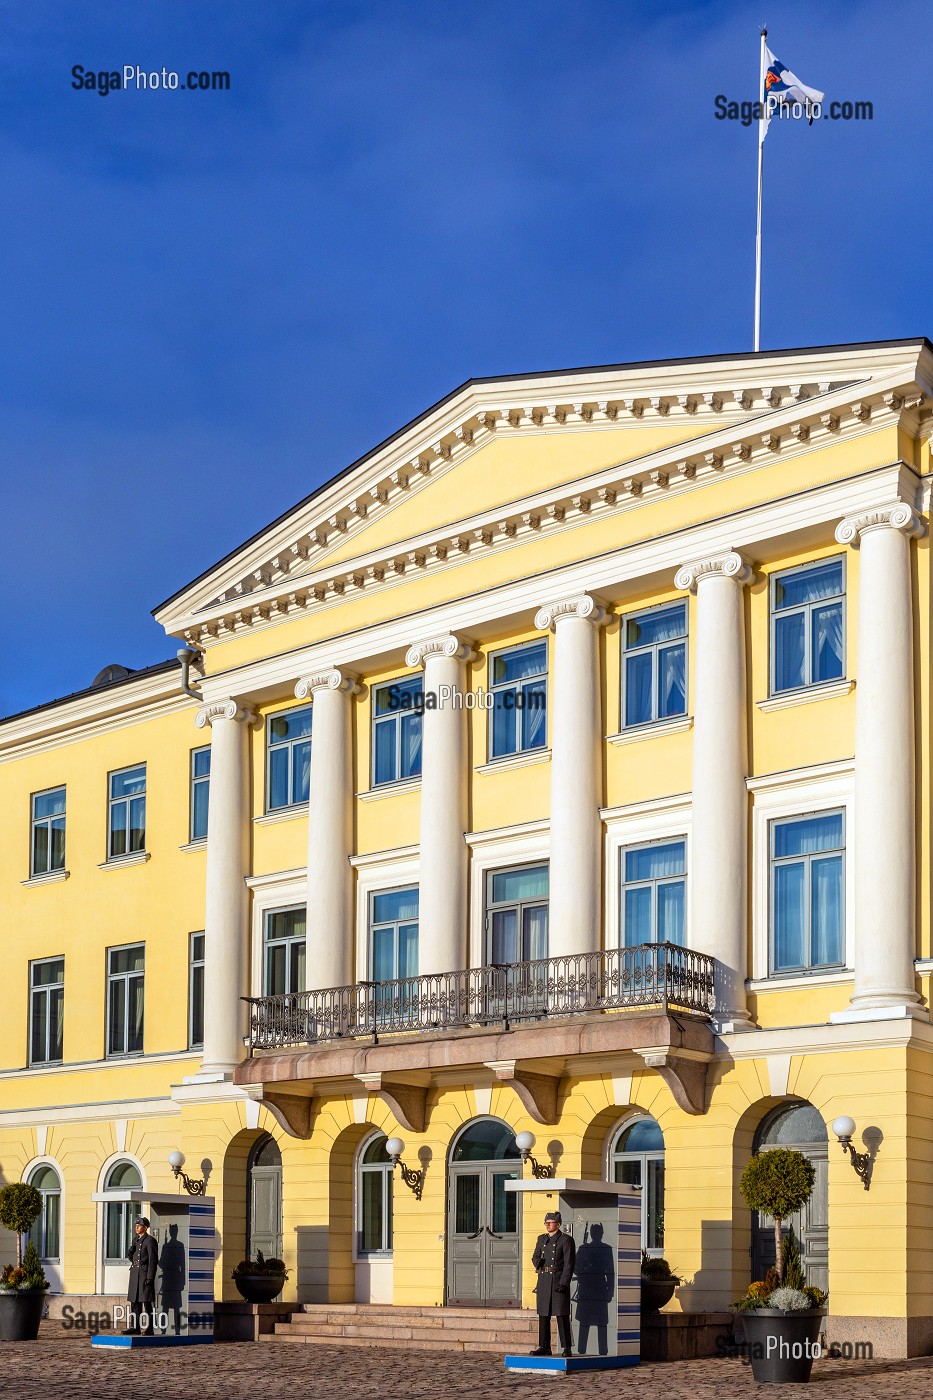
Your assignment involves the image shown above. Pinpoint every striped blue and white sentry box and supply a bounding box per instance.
[503,1178,642,1375]
[91,1192,215,1350]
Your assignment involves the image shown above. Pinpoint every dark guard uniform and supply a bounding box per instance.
[127,1225,159,1335]
[531,1216,576,1355]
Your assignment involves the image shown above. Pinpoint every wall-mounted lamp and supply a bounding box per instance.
[831,1116,873,1190]
[515,1131,555,1179]
[386,1137,425,1200]
[168,1150,207,1197]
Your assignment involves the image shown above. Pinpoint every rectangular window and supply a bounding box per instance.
[372,676,423,786]
[29,957,64,1065]
[31,787,66,877]
[263,908,306,995]
[190,747,211,841]
[621,840,686,948]
[771,557,845,694]
[189,931,205,1049]
[108,764,147,859]
[486,864,549,966]
[770,811,845,973]
[107,944,145,1056]
[266,707,312,811]
[370,888,420,982]
[622,602,688,728]
[489,641,548,759]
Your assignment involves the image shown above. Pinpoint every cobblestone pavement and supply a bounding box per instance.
[2,1339,933,1400]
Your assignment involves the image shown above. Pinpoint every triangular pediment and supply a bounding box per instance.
[152,340,933,645]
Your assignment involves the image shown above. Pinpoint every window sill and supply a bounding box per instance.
[747,969,853,991]
[607,716,692,746]
[21,869,70,887]
[254,807,306,826]
[359,777,421,802]
[475,748,551,775]
[98,852,150,871]
[757,679,854,712]
[178,839,207,852]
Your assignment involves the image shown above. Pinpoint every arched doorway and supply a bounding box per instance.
[751,1101,828,1291]
[247,1134,283,1260]
[355,1131,394,1303]
[446,1118,521,1307]
[100,1159,142,1294]
[608,1115,665,1256]
[27,1164,62,1292]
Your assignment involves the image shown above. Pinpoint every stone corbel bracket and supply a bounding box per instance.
[484,1060,562,1125]
[355,1072,429,1134]
[262,1090,317,1139]
[634,1048,709,1116]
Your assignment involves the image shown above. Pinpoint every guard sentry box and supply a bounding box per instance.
[91,1193,215,1349]
[504,1178,640,1374]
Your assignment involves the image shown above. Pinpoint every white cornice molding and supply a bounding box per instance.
[158,361,932,646]
[0,673,190,764]
[0,1096,181,1129]
[195,460,923,708]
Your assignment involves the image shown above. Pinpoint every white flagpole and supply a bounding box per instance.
[754,26,767,352]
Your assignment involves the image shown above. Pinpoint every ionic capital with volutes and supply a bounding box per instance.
[534,592,607,631]
[405,633,477,669]
[294,668,360,699]
[674,550,753,593]
[194,698,255,729]
[835,501,926,547]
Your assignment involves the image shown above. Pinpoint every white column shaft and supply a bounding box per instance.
[299,673,357,991]
[676,554,752,1026]
[538,602,604,958]
[198,703,252,1076]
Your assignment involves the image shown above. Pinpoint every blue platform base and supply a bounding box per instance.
[504,1354,639,1374]
[91,1334,214,1349]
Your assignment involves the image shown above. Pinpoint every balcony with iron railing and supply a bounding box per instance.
[243,941,716,1053]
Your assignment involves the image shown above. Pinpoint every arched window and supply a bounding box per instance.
[756,1102,828,1148]
[451,1119,520,1162]
[103,1161,142,1263]
[27,1165,61,1262]
[610,1116,665,1255]
[358,1133,393,1255]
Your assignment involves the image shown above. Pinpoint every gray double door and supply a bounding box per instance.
[249,1160,283,1259]
[446,1162,521,1305]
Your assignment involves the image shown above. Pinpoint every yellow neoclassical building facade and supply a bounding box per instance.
[3,337,933,1354]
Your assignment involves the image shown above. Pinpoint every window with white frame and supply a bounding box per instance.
[189,932,205,1049]
[31,787,66,876]
[190,746,211,841]
[486,864,549,965]
[621,840,686,948]
[27,1164,62,1262]
[30,957,64,1065]
[610,1117,665,1254]
[108,765,146,859]
[106,944,144,1056]
[370,888,419,983]
[263,908,306,994]
[266,707,312,811]
[357,1132,393,1254]
[622,602,687,728]
[372,676,423,786]
[770,811,845,974]
[103,1160,141,1262]
[488,641,547,759]
[770,557,845,695]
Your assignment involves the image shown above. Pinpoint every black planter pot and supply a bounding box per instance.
[741,1308,826,1384]
[234,1274,285,1304]
[640,1276,678,1312]
[0,1290,47,1342]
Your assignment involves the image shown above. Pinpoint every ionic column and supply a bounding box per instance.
[674,552,753,1028]
[295,669,360,991]
[406,634,475,976]
[534,594,607,959]
[834,502,926,1018]
[194,698,254,1077]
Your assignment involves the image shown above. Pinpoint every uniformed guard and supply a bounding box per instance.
[530,1210,576,1357]
[125,1216,159,1336]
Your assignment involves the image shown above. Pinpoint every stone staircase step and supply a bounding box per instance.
[267,1302,538,1352]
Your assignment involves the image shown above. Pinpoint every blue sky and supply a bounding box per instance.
[2,0,929,717]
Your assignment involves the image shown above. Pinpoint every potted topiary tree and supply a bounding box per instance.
[232,1250,289,1303]
[735,1149,826,1383]
[0,1183,50,1342]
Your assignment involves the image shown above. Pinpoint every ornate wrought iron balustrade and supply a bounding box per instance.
[243,942,715,1052]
